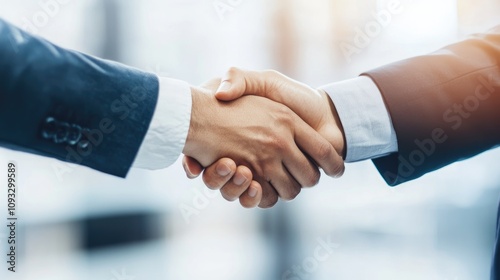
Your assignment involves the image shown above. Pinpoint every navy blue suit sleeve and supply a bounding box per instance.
[0,19,159,177]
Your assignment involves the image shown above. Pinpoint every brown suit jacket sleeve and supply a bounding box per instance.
[362,25,500,186]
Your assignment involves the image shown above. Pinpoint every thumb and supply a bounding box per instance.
[215,80,242,101]
[215,68,247,101]
[215,67,285,102]
[182,156,204,179]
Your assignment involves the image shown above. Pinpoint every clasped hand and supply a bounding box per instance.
[181,68,346,208]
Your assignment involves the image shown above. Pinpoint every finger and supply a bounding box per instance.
[258,179,279,208]
[239,180,262,208]
[220,165,253,201]
[182,156,204,179]
[292,115,345,178]
[216,69,328,131]
[266,163,302,202]
[215,67,272,101]
[282,143,320,188]
[201,158,237,190]
[215,67,247,101]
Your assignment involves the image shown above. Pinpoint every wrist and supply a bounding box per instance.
[182,86,219,165]
[183,86,205,157]
[319,89,346,159]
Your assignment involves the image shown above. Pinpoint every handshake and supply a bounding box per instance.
[181,68,347,209]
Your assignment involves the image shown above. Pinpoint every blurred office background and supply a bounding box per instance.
[1,0,500,279]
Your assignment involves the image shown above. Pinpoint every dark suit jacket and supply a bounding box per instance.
[364,26,500,278]
[365,26,500,186]
[0,19,159,177]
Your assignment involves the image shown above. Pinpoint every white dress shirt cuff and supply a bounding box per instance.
[133,76,192,169]
[321,76,398,162]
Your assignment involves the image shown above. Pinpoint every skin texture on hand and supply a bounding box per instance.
[183,70,347,208]
[182,79,344,208]
[216,68,346,158]
[183,156,262,208]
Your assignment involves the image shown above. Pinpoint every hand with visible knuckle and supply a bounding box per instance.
[188,68,346,208]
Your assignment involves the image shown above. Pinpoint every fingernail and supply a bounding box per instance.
[183,162,196,179]
[233,173,247,186]
[248,186,258,198]
[217,81,231,93]
[216,163,231,176]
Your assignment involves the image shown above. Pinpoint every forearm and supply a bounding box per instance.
[366,26,500,185]
[0,19,158,177]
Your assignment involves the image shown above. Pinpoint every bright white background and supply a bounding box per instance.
[0,0,499,279]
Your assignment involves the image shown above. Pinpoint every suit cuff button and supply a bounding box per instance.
[78,139,90,150]
[41,117,57,139]
[54,122,69,144]
[67,124,82,145]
